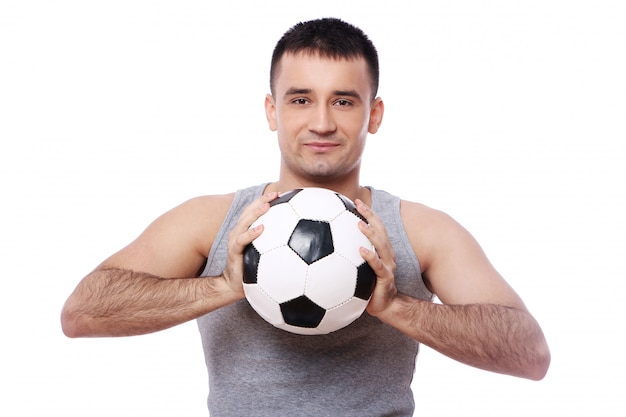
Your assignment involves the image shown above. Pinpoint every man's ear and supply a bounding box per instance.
[368,97,384,134]
[265,94,277,131]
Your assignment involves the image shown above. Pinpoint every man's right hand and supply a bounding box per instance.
[222,191,279,295]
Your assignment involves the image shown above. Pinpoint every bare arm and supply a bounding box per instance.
[61,192,277,338]
[377,295,548,379]
[356,199,550,380]
[61,267,241,337]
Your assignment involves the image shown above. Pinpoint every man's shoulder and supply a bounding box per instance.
[368,187,451,229]
[178,182,268,223]
[160,193,237,238]
[185,192,237,211]
[398,197,477,272]
[187,183,267,213]
[164,193,234,223]
[399,198,460,233]
[400,198,441,217]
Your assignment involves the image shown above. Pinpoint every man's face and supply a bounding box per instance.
[265,52,383,185]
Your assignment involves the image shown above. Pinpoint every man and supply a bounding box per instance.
[62,18,550,416]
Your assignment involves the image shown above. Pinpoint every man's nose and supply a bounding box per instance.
[308,105,337,135]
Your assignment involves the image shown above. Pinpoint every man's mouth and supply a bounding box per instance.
[304,141,340,152]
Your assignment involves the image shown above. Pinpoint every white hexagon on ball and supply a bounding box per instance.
[305,254,358,309]
[316,297,370,334]
[256,246,308,303]
[288,187,347,221]
[242,284,285,327]
[251,204,300,253]
[331,210,373,266]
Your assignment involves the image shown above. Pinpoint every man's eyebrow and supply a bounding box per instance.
[333,89,361,99]
[284,87,312,96]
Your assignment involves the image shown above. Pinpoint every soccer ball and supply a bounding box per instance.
[242,187,377,335]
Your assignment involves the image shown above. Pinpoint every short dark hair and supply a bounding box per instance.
[270,18,379,99]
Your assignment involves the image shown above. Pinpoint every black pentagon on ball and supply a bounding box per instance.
[280,295,327,328]
[242,244,261,284]
[354,262,377,300]
[288,219,334,265]
[335,193,367,222]
[270,188,302,207]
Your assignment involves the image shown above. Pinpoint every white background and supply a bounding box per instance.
[1,1,624,416]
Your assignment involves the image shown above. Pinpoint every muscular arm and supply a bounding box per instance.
[378,295,548,379]
[61,193,275,338]
[357,199,550,380]
[61,268,240,337]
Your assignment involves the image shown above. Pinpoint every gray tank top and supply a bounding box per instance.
[198,184,432,416]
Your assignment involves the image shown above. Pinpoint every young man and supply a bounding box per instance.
[61,18,550,416]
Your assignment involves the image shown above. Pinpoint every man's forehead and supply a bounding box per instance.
[274,52,369,86]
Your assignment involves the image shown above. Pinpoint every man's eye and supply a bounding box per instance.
[292,98,308,105]
[335,99,352,106]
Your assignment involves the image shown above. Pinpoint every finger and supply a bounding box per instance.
[229,191,279,253]
[234,224,264,250]
[359,244,385,274]
[354,199,382,227]
[355,199,394,261]
[234,192,279,233]
[251,191,279,219]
